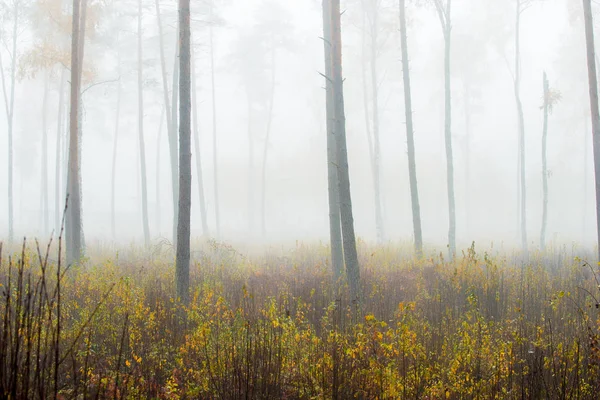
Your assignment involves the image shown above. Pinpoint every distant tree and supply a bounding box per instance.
[399,0,423,256]
[330,0,361,305]
[321,0,343,281]
[582,0,600,261]
[176,0,192,304]
[137,0,150,247]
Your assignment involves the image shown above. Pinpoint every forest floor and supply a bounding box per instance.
[1,238,599,399]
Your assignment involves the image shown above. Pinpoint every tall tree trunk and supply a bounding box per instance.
[399,0,423,256]
[540,72,549,251]
[171,33,181,245]
[156,107,165,236]
[0,1,18,242]
[67,0,82,264]
[463,80,471,238]
[584,112,589,241]
[191,49,209,236]
[260,42,276,238]
[331,0,361,305]
[176,0,192,305]
[55,69,66,232]
[583,0,600,261]
[369,1,384,243]
[41,71,50,235]
[209,6,221,238]
[154,0,178,244]
[138,0,150,247]
[247,92,255,233]
[111,52,121,240]
[322,0,344,281]
[515,1,528,256]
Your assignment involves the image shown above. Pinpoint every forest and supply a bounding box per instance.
[1,0,600,398]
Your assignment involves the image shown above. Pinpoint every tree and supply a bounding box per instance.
[176,0,192,304]
[433,0,456,258]
[582,0,600,261]
[331,0,360,304]
[399,0,423,256]
[322,0,344,280]
[137,0,150,247]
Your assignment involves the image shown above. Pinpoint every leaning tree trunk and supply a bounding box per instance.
[176,0,192,305]
[41,71,50,235]
[67,0,82,264]
[191,49,209,236]
[322,0,344,281]
[55,69,66,232]
[138,0,150,247]
[515,1,528,256]
[583,0,600,261]
[260,41,276,238]
[540,72,549,251]
[584,112,590,241]
[331,0,361,306]
[209,5,221,237]
[399,0,423,256]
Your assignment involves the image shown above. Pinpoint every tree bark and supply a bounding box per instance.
[156,107,165,236]
[540,72,549,251]
[67,0,82,264]
[209,5,221,238]
[41,71,50,235]
[322,0,344,281]
[55,69,66,233]
[176,0,192,305]
[399,0,423,256]
[191,48,209,236]
[515,0,528,256]
[583,0,600,261]
[331,0,361,305]
[138,0,150,247]
[171,31,181,245]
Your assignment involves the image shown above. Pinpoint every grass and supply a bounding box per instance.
[0,237,599,399]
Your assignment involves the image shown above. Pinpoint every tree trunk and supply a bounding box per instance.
[55,69,66,232]
[515,1,528,256]
[111,58,121,241]
[540,72,549,251]
[209,6,221,238]
[191,49,209,236]
[463,80,471,238]
[583,0,600,261]
[247,92,255,233]
[156,107,165,236]
[331,0,361,306]
[584,112,589,241]
[322,0,344,281]
[41,71,50,235]
[154,0,178,244]
[67,0,82,264]
[260,41,276,238]
[176,0,192,305]
[399,0,423,256]
[171,32,181,245]
[138,0,150,247]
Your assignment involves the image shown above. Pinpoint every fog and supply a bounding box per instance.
[0,0,594,252]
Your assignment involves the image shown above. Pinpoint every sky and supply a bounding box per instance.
[0,0,595,253]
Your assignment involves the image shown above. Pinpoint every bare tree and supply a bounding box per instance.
[399,0,423,256]
[138,0,150,247]
[433,0,456,258]
[176,0,192,304]
[583,0,600,261]
[540,72,549,251]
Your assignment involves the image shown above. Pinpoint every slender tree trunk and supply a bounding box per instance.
[247,93,255,233]
[260,42,276,238]
[540,72,549,251]
[111,53,121,241]
[67,0,82,264]
[171,33,181,245]
[176,0,192,305]
[209,6,221,238]
[369,1,384,243]
[55,69,66,232]
[399,0,423,256]
[41,71,50,235]
[156,107,165,236]
[331,0,361,305]
[463,80,471,238]
[515,1,528,256]
[154,0,178,244]
[322,0,344,281]
[191,50,209,236]
[584,113,589,241]
[138,0,150,247]
[0,1,18,242]
[583,0,600,261]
